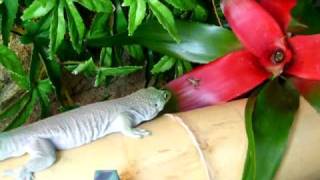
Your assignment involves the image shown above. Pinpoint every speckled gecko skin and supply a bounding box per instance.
[0,87,170,180]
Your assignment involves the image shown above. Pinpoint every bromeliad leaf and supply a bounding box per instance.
[74,0,113,13]
[0,45,29,89]
[0,0,18,46]
[22,0,56,20]
[124,0,146,35]
[151,56,176,74]
[94,66,142,86]
[148,0,180,42]
[49,0,66,58]
[133,20,241,63]
[65,0,85,53]
[243,78,300,180]
[87,20,242,64]
[164,0,196,10]
[290,77,320,113]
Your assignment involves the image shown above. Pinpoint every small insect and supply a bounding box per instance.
[187,77,201,88]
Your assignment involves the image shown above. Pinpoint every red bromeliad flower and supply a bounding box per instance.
[166,0,320,111]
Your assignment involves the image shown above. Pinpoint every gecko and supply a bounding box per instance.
[0,87,171,180]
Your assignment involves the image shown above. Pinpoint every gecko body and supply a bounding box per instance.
[0,87,170,180]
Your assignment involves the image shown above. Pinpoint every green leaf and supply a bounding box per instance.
[65,0,85,53]
[49,0,66,57]
[151,56,176,74]
[291,0,320,34]
[21,14,52,45]
[72,57,97,75]
[74,0,113,13]
[124,45,144,62]
[148,0,180,42]
[0,45,29,89]
[290,77,320,113]
[192,4,208,22]
[0,0,18,45]
[87,20,242,64]
[22,0,56,20]
[36,79,53,118]
[126,0,146,35]
[164,0,196,10]
[0,93,30,122]
[29,47,42,85]
[87,13,111,40]
[94,66,142,86]
[243,78,300,180]
[100,47,112,67]
[115,0,128,33]
[5,91,37,131]
[37,45,64,105]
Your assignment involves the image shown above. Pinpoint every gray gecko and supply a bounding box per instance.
[0,87,171,180]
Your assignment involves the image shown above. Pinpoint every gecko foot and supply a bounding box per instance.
[3,168,34,180]
[122,128,152,139]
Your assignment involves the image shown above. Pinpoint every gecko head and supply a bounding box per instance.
[139,87,171,119]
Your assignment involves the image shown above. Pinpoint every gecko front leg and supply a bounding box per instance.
[112,112,152,139]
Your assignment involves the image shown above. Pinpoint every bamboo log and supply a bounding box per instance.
[0,97,319,180]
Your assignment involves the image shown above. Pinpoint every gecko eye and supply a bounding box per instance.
[163,93,168,99]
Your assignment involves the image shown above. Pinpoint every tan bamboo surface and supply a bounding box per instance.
[0,97,320,180]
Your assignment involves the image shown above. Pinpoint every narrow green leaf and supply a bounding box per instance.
[5,91,37,131]
[243,78,300,180]
[87,13,111,40]
[291,0,320,34]
[1,0,18,45]
[290,77,320,113]
[164,0,196,10]
[87,20,242,64]
[175,59,184,77]
[74,0,113,13]
[0,45,29,89]
[49,0,66,57]
[22,0,56,20]
[192,4,208,22]
[182,60,192,72]
[37,45,64,105]
[151,56,176,74]
[148,0,180,42]
[124,45,144,62]
[72,57,97,75]
[94,66,142,86]
[36,79,53,118]
[0,93,29,122]
[65,0,85,53]
[126,0,146,35]
[21,14,52,45]
[29,47,42,85]
[100,47,112,67]
[115,0,128,33]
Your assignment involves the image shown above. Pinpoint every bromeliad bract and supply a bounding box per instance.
[167,0,320,111]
